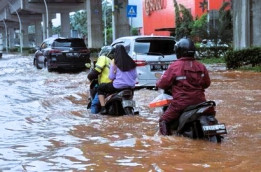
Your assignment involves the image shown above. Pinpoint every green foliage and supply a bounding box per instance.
[105,27,113,45]
[173,0,194,39]
[103,1,113,45]
[70,10,88,38]
[239,65,261,72]
[131,28,139,36]
[52,26,61,35]
[190,2,232,46]
[224,47,261,69]
[191,13,208,39]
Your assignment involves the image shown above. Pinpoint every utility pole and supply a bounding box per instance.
[112,0,116,41]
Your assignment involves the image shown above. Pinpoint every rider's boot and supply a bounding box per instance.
[159,120,171,136]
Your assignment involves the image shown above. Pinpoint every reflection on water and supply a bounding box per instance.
[0,55,260,171]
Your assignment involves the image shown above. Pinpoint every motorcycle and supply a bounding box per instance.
[87,79,138,116]
[104,88,138,116]
[162,91,227,143]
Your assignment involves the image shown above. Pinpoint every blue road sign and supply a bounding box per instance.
[127,5,137,18]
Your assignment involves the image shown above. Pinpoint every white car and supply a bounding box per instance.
[111,36,177,88]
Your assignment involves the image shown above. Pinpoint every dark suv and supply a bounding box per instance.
[34,37,90,72]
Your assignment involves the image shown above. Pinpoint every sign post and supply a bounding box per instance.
[127,5,137,36]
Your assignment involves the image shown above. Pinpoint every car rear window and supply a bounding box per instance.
[134,39,175,55]
[53,39,86,48]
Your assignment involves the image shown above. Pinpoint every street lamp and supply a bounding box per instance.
[6,0,23,54]
[43,0,49,38]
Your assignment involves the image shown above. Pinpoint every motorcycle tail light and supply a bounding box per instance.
[198,106,216,115]
[204,106,216,115]
[49,49,61,54]
[80,49,90,53]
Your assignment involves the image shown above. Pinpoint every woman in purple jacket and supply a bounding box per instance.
[97,45,137,114]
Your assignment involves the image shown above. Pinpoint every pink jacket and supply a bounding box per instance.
[156,57,211,106]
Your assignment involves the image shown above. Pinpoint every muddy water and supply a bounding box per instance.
[0,55,260,171]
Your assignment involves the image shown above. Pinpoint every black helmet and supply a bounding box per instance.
[174,38,195,59]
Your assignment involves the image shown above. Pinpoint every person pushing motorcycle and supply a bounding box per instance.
[156,38,211,136]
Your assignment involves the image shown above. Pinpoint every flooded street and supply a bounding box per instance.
[0,54,260,171]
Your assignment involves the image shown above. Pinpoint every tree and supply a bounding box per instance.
[191,13,208,41]
[173,0,194,40]
[70,10,88,38]
[52,26,61,36]
[192,1,232,45]
[103,0,112,45]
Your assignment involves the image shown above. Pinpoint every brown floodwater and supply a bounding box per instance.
[0,55,260,171]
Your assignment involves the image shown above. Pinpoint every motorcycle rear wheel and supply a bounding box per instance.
[124,107,134,115]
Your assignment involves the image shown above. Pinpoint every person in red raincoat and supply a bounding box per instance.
[156,38,211,135]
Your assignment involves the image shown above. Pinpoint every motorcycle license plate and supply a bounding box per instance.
[202,123,227,135]
[122,100,135,108]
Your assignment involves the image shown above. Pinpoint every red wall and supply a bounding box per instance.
[142,0,230,36]
[142,0,175,36]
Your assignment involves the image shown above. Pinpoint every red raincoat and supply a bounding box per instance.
[156,57,211,122]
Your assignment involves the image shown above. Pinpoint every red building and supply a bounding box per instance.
[141,0,230,36]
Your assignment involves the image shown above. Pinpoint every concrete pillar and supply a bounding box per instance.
[233,0,251,49]
[86,0,103,48]
[23,24,29,47]
[8,27,15,48]
[114,0,130,39]
[252,0,261,46]
[60,12,70,37]
[35,21,43,46]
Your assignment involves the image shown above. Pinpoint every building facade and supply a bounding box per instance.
[141,0,230,36]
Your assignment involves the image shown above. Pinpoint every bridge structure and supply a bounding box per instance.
[0,0,130,50]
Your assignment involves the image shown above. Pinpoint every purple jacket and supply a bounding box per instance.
[109,63,137,89]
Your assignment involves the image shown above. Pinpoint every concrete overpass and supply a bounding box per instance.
[0,0,130,50]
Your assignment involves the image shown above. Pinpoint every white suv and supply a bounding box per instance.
[111,36,177,88]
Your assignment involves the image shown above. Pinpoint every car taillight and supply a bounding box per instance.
[80,49,89,53]
[134,60,147,66]
[49,49,61,54]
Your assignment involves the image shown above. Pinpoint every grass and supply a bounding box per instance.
[238,65,261,72]
[199,57,261,72]
[199,57,225,64]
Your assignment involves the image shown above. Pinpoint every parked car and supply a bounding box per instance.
[200,39,229,48]
[34,37,90,72]
[111,36,177,88]
[98,45,114,57]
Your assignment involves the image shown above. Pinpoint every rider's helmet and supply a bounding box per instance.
[174,37,195,59]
